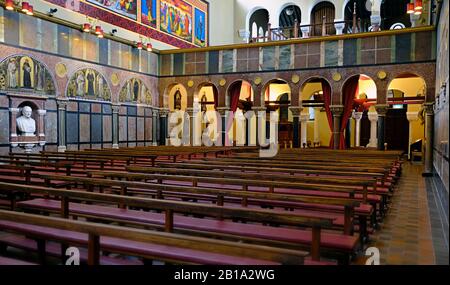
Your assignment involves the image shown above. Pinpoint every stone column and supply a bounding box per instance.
[37,109,46,146]
[353,111,363,147]
[216,107,229,146]
[185,107,194,146]
[300,114,309,148]
[9,108,20,147]
[159,109,169,146]
[410,13,421,28]
[152,108,158,146]
[56,100,68,152]
[423,103,435,176]
[376,104,389,150]
[334,20,345,35]
[289,106,302,148]
[406,111,419,160]
[367,111,378,148]
[252,106,266,147]
[330,105,344,149]
[313,108,321,147]
[111,104,120,149]
[370,15,381,32]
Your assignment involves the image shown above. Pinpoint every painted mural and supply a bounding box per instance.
[194,8,206,47]
[86,0,138,20]
[119,78,152,105]
[0,55,56,95]
[44,0,208,48]
[141,0,157,27]
[67,69,111,101]
[160,0,193,42]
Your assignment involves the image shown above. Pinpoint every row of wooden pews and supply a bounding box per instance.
[0,146,403,265]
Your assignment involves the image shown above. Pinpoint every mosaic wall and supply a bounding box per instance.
[44,0,208,48]
[159,30,437,77]
[0,7,159,76]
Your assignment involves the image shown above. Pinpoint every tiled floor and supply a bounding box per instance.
[358,163,448,265]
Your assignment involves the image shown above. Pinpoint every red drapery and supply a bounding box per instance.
[339,76,360,149]
[321,80,333,148]
[225,82,242,145]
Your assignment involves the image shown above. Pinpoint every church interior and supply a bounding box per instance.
[0,0,448,266]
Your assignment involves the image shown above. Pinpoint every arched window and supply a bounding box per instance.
[249,9,269,41]
[279,5,302,38]
[310,2,335,36]
[344,0,372,33]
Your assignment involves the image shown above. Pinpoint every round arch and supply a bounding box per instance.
[0,54,57,95]
[65,67,111,101]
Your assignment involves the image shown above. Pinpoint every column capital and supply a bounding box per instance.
[375,104,389,116]
[216,107,230,116]
[112,104,121,113]
[288,106,303,117]
[423,103,435,115]
[352,111,363,120]
[9,108,20,113]
[159,108,170,117]
[299,114,309,122]
[186,107,194,116]
[368,112,379,122]
[37,109,47,116]
[56,99,69,110]
[406,111,419,122]
[330,105,344,116]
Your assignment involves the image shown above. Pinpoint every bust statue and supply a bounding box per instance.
[16,106,36,137]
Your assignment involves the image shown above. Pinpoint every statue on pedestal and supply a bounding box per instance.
[16,106,36,137]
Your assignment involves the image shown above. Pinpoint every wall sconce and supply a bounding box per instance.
[5,0,14,10]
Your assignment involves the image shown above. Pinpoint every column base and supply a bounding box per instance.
[112,144,119,149]
[152,142,158,146]
[366,140,378,148]
[57,146,66,152]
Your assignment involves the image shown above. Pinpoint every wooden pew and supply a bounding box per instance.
[0,210,307,265]
[0,182,353,262]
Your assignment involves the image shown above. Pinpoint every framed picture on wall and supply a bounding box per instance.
[194,8,206,47]
[160,0,193,42]
[141,0,158,27]
[86,0,138,20]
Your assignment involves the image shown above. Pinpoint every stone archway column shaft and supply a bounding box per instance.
[353,111,363,147]
[111,104,120,149]
[423,103,434,176]
[330,105,344,150]
[56,100,68,152]
[376,104,389,150]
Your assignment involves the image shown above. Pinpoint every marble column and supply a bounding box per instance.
[56,100,68,152]
[185,108,194,146]
[313,107,321,147]
[152,108,158,146]
[353,111,363,147]
[376,104,389,150]
[423,103,435,176]
[159,109,169,146]
[406,111,419,160]
[367,112,378,148]
[216,107,229,146]
[289,106,302,148]
[252,106,266,147]
[37,109,46,146]
[330,105,344,149]
[9,108,20,146]
[111,104,120,149]
[300,114,309,148]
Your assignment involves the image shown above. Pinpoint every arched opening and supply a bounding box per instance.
[0,55,56,95]
[167,84,188,146]
[264,79,292,148]
[194,83,219,146]
[380,0,411,30]
[344,0,372,33]
[310,1,336,36]
[249,9,269,42]
[301,78,331,148]
[279,5,302,38]
[386,73,426,155]
[226,80,253,146]
[347,74,377,149]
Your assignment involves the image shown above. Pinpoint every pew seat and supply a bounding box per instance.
[0,255,37,265]
[0,234,143,265]
[17,199,360,255]
[0,220,281,265]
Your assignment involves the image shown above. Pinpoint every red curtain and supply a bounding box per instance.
[321,80,333,148]
[339,76,360,149]
[225,82,242,145]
